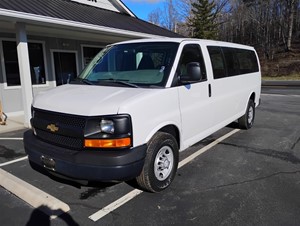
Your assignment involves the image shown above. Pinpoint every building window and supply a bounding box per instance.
[29,43,46,84]
[2,40,46,86]
[2,41,19,86]
[82,46,102,67]
[53,51,77,86]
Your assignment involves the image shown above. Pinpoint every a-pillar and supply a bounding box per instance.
[16,22,33,127]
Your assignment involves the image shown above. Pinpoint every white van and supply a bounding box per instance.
[24,38,261,192]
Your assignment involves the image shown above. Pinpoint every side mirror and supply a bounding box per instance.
[180,62,202,83]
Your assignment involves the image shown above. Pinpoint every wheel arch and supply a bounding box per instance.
[146,123,181,150]
[249,92,256,104]
[159,125,180,149]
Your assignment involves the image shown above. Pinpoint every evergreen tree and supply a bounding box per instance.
[189,0,218,39]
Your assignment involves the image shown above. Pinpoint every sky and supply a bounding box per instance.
[122,0,164,20]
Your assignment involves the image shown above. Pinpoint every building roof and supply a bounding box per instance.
[0,0,182,38]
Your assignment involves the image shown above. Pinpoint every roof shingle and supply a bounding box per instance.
[0,0,182,38]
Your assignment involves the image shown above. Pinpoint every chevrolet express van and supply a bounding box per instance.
[24,38,261,192]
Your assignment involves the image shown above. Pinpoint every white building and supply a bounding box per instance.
[0,0,180,126]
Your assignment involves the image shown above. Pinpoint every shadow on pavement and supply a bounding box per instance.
[26,205,79,226]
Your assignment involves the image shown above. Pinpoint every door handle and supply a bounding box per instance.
[208,84,212,97]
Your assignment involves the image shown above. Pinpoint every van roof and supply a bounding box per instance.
[113,38,255,50]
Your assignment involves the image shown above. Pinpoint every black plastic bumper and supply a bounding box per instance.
[23,130,147,181]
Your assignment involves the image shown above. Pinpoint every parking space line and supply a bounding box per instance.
[0,137,23,140]
[89,189,143,221]
[0,168,70,218]
[178,129,240,168]
[89,129,240,222]
[0,156,28,167]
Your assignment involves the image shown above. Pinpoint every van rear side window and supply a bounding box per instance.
[235,48,259,74]
[207,46,259,79]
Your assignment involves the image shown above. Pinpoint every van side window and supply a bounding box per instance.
[235,49,259,74]
[208,46,259,79]
[222,47,240,76]
[178,44,207,81]
[207,46,226,79]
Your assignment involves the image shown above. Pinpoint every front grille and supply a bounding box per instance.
[35,129,83,150]
[33,108,87,150]
[34,109,86,129]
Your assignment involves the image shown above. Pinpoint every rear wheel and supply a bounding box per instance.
[238,99,255,129]
[136,132,179,193]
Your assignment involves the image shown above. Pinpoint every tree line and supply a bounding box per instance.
[148,0,300,61]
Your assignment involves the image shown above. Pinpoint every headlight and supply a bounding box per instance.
[100,119,115,134]
[84,115,132,148]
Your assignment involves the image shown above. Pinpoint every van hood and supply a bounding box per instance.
[33,84,154,116]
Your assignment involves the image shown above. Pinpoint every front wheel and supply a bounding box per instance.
[136,132,179,193]
[238,99,255,129]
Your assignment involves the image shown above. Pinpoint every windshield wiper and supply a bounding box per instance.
[98,79,140,88]
[81,79,94,85]
[114,80,140,88]
[72,78,94,85]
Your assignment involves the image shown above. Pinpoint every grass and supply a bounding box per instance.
[262,74,300,81]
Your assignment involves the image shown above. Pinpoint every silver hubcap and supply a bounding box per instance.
[154,146,174,181]
[248,106,254,124]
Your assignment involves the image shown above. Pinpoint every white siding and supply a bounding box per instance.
[71,0,119,12]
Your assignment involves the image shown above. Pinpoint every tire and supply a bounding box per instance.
[238,99,255,130]
[136,132,179,193]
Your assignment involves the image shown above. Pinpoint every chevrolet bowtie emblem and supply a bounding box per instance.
[47,124,59,132]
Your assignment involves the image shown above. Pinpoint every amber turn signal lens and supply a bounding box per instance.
[84,137,131,148]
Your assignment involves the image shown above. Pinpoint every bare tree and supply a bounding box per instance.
[161,0,177,31]
[287,0,296,51]
[147,0,184,32]
[147,0,300,53]
[148,8,162,26]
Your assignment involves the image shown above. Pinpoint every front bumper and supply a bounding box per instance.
[23,130,147,181]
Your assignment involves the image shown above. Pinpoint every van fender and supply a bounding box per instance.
[241,92,256,116]
[234,92,254,121]
[145,121,181,148]
[248,92,256,106]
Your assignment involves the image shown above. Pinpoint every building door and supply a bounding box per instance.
[53,51,77,86]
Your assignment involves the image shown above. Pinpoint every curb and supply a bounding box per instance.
[0,118,26,134]
[262,80,300,87]
[0,168,70,218]
[0,125,26,134]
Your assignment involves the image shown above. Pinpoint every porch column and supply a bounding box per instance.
[16,22,33,127]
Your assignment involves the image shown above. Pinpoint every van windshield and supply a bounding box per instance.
[79,42,179,88]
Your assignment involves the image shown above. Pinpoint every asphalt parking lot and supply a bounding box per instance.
[0,87,300,226]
